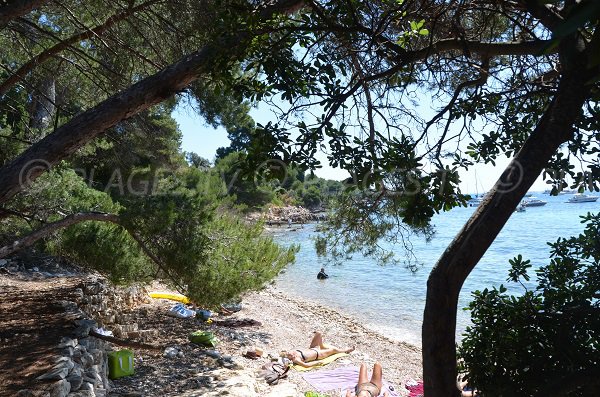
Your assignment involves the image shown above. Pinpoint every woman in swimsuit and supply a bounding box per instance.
[346,362,389,397]
[285,332,355,368]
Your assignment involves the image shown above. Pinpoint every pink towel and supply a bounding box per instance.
[301,366,399,396]
[405,381,424,397]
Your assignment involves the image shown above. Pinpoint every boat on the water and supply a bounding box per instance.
[566,193,599,203]
[467,193,486,207]
[522,198,547,207]
[515,203,526,212]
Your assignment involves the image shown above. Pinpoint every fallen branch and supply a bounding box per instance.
[89,329,163,351]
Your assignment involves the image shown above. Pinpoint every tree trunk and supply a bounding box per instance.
[0,0,304,205]
[422,56,592,396]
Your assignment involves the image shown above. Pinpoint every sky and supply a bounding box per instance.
[174,103,551,195]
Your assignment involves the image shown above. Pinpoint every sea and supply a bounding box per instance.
[269,192,599,346]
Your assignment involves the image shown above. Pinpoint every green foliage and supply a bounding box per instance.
[459,213,600,396]
[186,214,297,307]
[301,184,322,208]
[49,222,152,284]
[214,151,277,208]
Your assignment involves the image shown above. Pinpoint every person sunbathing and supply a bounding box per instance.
[285,332,355,368]
[346,362,389,397]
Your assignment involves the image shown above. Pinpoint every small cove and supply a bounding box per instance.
[271,193,600,345]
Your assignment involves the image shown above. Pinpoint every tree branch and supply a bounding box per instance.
[0,212,121,258]
[407,38,554,63]
[0,0,162,96]
[89,329,162,351]
[0,0,306,205]
[0,0,49,26]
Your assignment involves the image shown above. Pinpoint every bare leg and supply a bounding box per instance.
[316,345,356,359]
[369,362,383,390]
[358,363,368,384]
[357,362,385,397]
[309,332,325,348]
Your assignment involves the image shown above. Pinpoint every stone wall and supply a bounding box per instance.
[22,277,151,397]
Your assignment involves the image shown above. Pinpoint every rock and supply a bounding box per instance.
[89,349,103,365]
[37,364,70,381]
[218,356,243,370]
[49,379,71,397]
[73,319,96,338]
[204,350,221,359]
[58,337,78,349]
[66,367,84,391]
[16,390,33,397]
[0,259,7,267]
[164,347,178,359]
[76,352,94,367]
[68,391,95,397]
[79,382,94,392]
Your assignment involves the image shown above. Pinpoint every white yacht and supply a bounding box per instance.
[522,197,547,207]
[567,193,599,203]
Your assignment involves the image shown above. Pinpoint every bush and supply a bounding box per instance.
[459,213,600,397]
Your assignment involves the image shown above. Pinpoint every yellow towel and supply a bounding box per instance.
[292,352,348,372]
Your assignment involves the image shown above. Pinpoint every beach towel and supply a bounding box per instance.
[301,366,399,396]
[405,380,424,397]
[292,352,348,372]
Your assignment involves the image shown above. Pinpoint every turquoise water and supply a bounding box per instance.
[270,193,600,345]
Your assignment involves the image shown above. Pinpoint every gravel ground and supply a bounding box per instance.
[0,262,422,397]
[111,284,422,396]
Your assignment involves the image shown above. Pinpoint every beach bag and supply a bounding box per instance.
[189,330,217,347]
[260,362,290,385]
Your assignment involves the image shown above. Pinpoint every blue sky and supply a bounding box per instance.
[174,104,550,194]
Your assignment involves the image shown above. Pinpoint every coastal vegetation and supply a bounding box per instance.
[460,213,600,396]
[0,1,599,396]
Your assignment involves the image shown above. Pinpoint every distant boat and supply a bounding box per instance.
[515,203,526,212]
[468,194,486,207]
[522,198,547,207]
[566,193,599,203]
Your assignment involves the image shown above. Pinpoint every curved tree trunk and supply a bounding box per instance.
[0,210,187,291]
[0,212,120,258]
[0,0,304,206]
[422,52,592,396]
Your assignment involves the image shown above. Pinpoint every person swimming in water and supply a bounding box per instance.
[285,332,354,368]
[317,267,329,280]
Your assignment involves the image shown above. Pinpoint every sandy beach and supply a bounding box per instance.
[240,285,423,394]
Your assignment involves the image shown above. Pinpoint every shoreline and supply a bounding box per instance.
[240,285,423,394]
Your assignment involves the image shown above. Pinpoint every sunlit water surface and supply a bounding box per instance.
[270,193,599,346]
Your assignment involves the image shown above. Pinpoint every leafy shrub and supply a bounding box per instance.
[459,213,600,397]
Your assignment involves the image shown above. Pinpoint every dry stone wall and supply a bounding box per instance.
[24,277,151,397]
